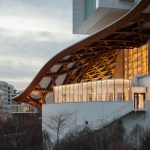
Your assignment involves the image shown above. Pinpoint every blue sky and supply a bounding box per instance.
[0,0,86,90]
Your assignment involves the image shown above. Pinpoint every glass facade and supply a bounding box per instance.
[53,79,131,103]
[124,44,148,79]
[11,104,37,113]
[85,0,96,19]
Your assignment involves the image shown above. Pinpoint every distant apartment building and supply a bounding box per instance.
[0,90,4,112]
[0,81,14,115]
[0,81,14,105]
[0,81,37,118]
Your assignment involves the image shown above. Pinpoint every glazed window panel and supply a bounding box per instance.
[54,87,59,103]
[92,81,97,101]
[102,81,107,101]
[97,81,102,101]
[124,79,130,101]
[85,0,96,19]
[124,44,148,79]
[66,85,70,102]
[83,82,88,102]
[107,80,115,101]
[69,85,74,102]
[74,84,78,102]
[141,45,148,74]
[107,93,113,101]
[62,86,66,102]
[86,82,92,101]
[115,80,123,101]
[117,93,123,101]
[53,79,131,103]
[78,83,83,102]
[58,86,62,103]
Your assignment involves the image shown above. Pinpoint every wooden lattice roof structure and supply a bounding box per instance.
[14,0,150,109]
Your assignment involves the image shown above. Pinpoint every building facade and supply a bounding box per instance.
[11,91,38,119]
[73,0,142,35]
[14,0,150,131]
[14,0,150,108]
[0,90,4,113]
[0,81,37,118]
[0,81,14,105]
[0,81,15,114]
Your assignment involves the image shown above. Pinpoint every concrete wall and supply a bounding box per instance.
[131,75,150,100]
[73,0,134,34]
[139,76,150,87]
[134,0,140,5]
[42,101,133,134]
[121,101,150,134]
[139,76,150,100]
[43,101,150,138]
[75,7,128,35]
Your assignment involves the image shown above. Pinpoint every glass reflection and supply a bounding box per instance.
[124,44,148,79]
[53,79,131,103]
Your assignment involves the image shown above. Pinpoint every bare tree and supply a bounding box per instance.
[55,120,132,150]
[129,124,144,149]
[140,129,150,150]
[43,130,53,150]
[44,111,72,150]
[0,115,42,150]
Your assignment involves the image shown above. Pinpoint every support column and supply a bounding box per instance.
[148,40,150,75]
[114,50,124,78]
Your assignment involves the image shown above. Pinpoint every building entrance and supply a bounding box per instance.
[134,93,145,109]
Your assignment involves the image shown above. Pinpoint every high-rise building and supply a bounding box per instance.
[73,0,143,35]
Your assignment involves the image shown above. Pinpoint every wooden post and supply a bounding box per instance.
[148,40,150,75]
